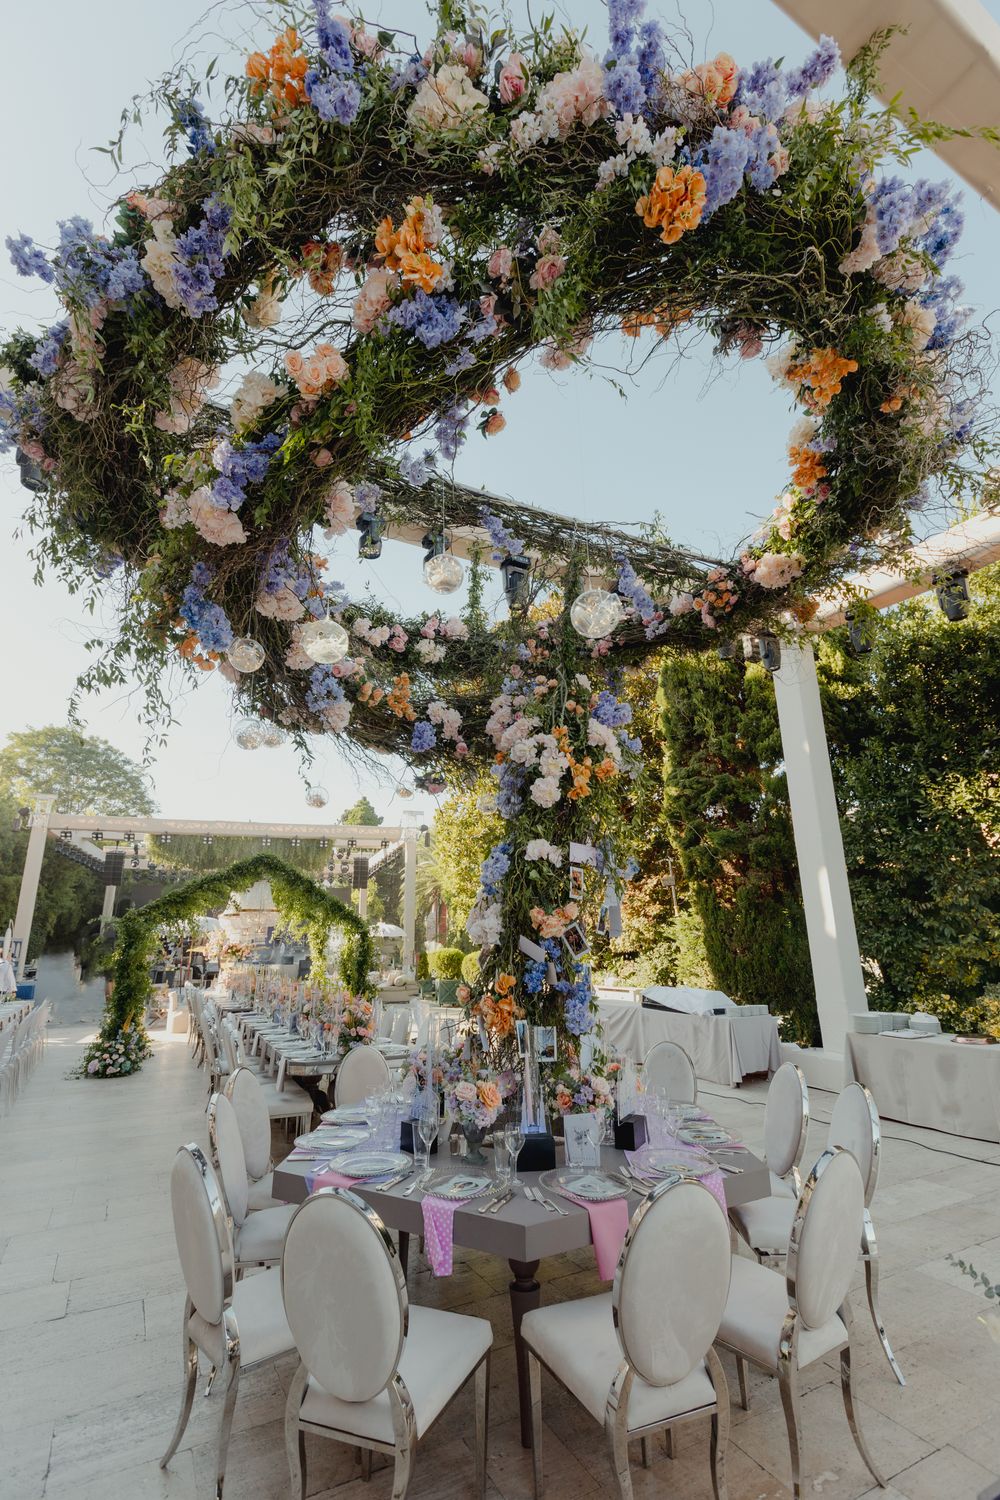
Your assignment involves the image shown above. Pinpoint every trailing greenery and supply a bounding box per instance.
[84,853,373,1076]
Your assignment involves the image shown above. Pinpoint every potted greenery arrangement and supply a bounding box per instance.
[415,950,435,999]
[427,947,465,1006]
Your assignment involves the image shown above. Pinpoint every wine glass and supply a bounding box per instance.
[503,1103,526,1189]
[416,1094,439,1183]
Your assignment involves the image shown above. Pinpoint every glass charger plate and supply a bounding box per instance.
[295,1128,369,1151]
[678,1126,734,1147]
[320,1107,371,1124]
[329,1150,411,1179]
[423,1170,495,1201]
[633,1149,716,1179]
[541,1168,630,1203]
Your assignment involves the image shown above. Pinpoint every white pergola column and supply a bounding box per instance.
[11,795,55,976]
[401,831,418,976]
[772,641,868,1057]
[99,883,117,932]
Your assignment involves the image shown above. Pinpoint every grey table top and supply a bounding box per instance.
[273,1142,770,1264]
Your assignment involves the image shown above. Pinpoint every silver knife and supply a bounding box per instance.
[486,1189,513,1214]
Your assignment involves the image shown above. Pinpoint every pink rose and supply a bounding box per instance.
[529,254,566,292]
[499,53,527,104]
[488,246,514,282]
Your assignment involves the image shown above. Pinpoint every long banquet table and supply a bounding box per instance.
[845,1031,1000,1142]
[597,994,782,1086]
[274,1137,770,1447]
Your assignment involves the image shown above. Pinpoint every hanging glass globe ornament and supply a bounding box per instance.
[569,587,625,640]
[226,636,265,672]
[305,785,329,808]
[300,616,350,664]
[259,720,287,748]
[423,549,464,594]
[234,717,263,750]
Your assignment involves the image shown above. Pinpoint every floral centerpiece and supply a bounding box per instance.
[544,1044,619,1120]
[440,1038,508,1161]
[336,995,376,1056]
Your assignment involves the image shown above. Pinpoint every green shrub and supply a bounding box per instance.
[427,947,464,980]
[460,951,480,985]
[415,951,429,981]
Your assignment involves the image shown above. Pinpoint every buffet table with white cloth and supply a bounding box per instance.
[596,992,781,1087]
[845,1031,1000,1142]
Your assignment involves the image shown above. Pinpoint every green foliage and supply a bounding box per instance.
[658,655,819,1043]
[460,951,481,985]
[427,773,499,935]
[91,855,373,1075]
[415,950,430,982]
[339,797,382,826]
[148,832,327,876]
[0,725,155,816]
[427,947,465,980]
[0,788,103,962]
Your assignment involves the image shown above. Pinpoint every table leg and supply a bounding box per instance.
[509,1258,541,1449]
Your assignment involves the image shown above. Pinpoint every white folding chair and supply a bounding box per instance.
[522,1177,731,1500]
[334,1044,390,1107]
[224,1066,281,1211]
[642,1039,698,1103]
[160,1143,295,1498]
[207,1092,295,1271]
[282,1188,492,1499]
[716,1147,885,1499]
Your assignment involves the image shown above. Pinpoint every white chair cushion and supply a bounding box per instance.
[769,1172,796,1200]
[716,1257,846,1371]
[258,1081,312,1118]
[729,1195,796,1254]
[235,1204,296,1263]
[187,1267,295,1368]
[521,1293,717,1430]
[298,1303,492,1442]
[247,1173,281,1211]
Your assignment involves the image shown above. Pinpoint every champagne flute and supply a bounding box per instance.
[416,1094,439,1183]
[504,1100,526,1189]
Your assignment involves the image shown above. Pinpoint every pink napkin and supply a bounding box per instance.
[627,1142,727,1215]
[558,1192,630,1281]
[306,1169,354,1193]
[421,1196,458,1277]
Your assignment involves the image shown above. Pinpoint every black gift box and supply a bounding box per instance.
[400,1121,439,1155]
[518,1131,557,1172]
[613,1113,648,1152]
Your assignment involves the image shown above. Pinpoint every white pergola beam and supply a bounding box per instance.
[45,814,403,846]
[771,0,1000,206]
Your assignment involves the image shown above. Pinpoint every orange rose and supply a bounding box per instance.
[495,973,516,996]
[477,1081,502,1112]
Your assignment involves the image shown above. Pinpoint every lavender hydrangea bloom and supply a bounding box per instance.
[594,690,632,728]
[6,234,54,283]
[411,721,437,752]
[604,58,645,116]
[28,321,70,378]
[173,197,230,318]
[307,72,362,125]
[699,126,752,216]
[399,450,434,486]
[306,665,346,714]
[445,348,476,375]
[480,842,512,897]
[386,290,464,349]
[784,35,840,97]
[176,98,215,156]
[179,564,233,652]
[479,508,524,559]
[436,403,469,460]
[616,556,656,622]
[741,63,786,123]
[390,56,429,92]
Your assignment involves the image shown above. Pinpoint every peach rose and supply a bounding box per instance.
[477,1081,502,1112]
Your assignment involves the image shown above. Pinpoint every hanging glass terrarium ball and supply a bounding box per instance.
[423,550,464,594]
[234,717,263,750]
[259,720,287,748]
[226,636,266,673]
[305,785,329,809]
[570,588,625,640]
[300,616,350,664]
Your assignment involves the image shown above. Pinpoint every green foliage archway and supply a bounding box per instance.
[83,854,373,1077]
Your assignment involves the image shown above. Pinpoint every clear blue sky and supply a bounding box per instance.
[2,0,998,823]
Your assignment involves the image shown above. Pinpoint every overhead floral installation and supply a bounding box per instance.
[1,0,994,1068]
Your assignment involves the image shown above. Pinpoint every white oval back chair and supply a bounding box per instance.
[281,1187,493,1499]
[160,1143,294,1498]
[642,1039,698,1103]
[224,1066,280,1210]
[522,1177,732,1500]
[207,1092,295,1270]
[763,1062,810,1198]
[716,1147,885,1499]
[334,1043,391,1107]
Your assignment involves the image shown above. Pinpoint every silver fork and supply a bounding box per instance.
[539,1191,568,1216]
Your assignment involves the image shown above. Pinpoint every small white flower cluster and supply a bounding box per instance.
[427,698,463,742]
[596,116,677,190]
[467,899,502,949]
[510,55,609,152]
[525,839,563,866]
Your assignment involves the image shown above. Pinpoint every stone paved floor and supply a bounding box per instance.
[2,1013,1000,1500]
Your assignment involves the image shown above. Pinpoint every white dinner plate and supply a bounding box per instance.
[635,1149,716,1179]
[320,1107,371,1125]
[678,1126,734,1147]
[294,1128,368,1151]
[547,1168,629,1203]
[329,1150,411,1179]
[424,1171,494,1201]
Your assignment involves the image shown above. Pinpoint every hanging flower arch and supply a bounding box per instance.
[3,2,994,1070]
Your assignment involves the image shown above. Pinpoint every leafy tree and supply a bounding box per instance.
[426,771,500,940]
[0,790,102,961]
[0,726,156,816]
[339,796,382,826]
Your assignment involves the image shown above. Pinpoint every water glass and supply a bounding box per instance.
[492,1132,512,1187]
[503,1117,526,1188]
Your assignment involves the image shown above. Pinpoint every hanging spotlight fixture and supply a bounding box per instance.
[234,717,263,750]
[226,637,266,672]
[500,553,532,607]
[357,511,385,560]
[933,568,971,622]
[757,634,782,674]
[569,587,625,640]
[305,786,329,809]
[300,616,350,664]
[844,610,874,658]
[421,531,464,593]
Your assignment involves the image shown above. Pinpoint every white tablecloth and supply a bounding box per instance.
[845,1032,1000,1142]
[597,997,781,1087]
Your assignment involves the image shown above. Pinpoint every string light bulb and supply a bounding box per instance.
[570,587,624,640]
[234,717,263,750]
[300,616,350,664]
[305,785,329,808]
[226,637,265,672]
[422,531,464,594]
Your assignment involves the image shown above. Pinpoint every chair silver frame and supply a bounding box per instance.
[207,1091,285,1272]
[282,1187,490,1500]
[641,1038,698,1103]
[839,1084,905,1388]
[527,1178,729,1500]
[717,1147,886,1500]
[777,1063,810,1197]
[160,1142,284,1500]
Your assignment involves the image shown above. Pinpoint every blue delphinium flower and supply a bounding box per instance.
[921,275,970,351]
[399,450,434,486]
[390,55,429,92]
[593,690,632,729]
[307,73,362,125]
[176,97,215,156]
[386,290,465,350]
[480,843,512,898]
[436,403,469,460]
[411,721,437,752]
[524,960,547,995]
[604,59,645,116]
[870,178,914,256]
[28,322,70,378]
[699,126,752,217]
[784,35,840,98]
[917,193,964,268]
[6,234,54,283]
[445,348,476,375]
[306,665,346,715]
[739,59,786,122]
[616,556,657,622]
[179,564,233,652]
[491,761,524,817]
[636,20,666,100]
[173,197,231,318]
[211,432,283,509]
